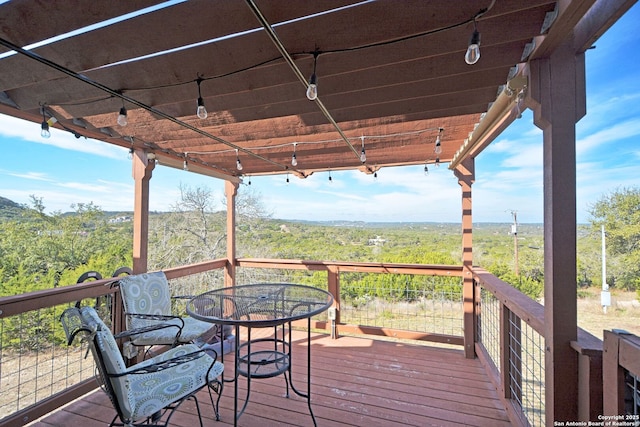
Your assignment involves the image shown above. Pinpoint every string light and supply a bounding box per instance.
[434,128,443,155]
[196,77,208,119]
[286,173,290,184]
[328,170,332,182]
[179,126,447,169]
[424,162,429,175]
[117,99,128,126]
[465,21,481,65]
[306,51,319,101]
[40,110,50,138]
[291,142,298,166]
[40,107,58,138]
[235,149,243,171]
[435,157,441,168]
[183,152,189,171]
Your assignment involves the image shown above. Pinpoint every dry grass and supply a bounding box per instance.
[577,287,640,339]
[0,345,93,419]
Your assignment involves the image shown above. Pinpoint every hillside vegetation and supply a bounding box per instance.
[0,186,637,305]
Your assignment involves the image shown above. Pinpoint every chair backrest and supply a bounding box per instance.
[118,271,172,329]
[60,306,129,421]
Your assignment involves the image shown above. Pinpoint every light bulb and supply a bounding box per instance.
[307,52,319,100]
[306,75,318,101]
[465,30,481,65]
[286,174,290,184]
[196,97,208,119]
[435,137,442,155]
[424,164,429,175]
[236,158,243,171]
[40,120,50,138]
[291,152,298,167]
[183,159,188,171]
[435,157,441,168]
[117,106,128,126]
[360,148,366,163]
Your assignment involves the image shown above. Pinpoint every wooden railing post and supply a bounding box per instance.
[327,265,340,337]
[571,334,603,421]
[603,330,629,416]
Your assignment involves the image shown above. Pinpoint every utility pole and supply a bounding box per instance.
[601,225,611,313]
[510,210,519,276]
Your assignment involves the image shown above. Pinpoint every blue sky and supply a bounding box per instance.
[1,4,639,224]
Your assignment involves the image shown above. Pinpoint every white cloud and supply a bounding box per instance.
[0,114,128,160]
[577,117,640,155]
[7,171,54,181]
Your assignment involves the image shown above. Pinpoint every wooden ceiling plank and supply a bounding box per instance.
[0,0,356,91]
[0,0,163,52]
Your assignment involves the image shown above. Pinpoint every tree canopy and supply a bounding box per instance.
[589,187,640,292]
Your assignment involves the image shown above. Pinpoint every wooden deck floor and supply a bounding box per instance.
[31,331,511,427]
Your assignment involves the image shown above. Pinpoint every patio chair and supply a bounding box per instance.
[60,305,224,426]
[115,271,221,354]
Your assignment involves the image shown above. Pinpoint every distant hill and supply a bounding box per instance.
[0,196,25,220]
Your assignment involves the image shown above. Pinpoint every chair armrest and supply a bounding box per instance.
[111,349,212,377]
[124,312,185,329]
[114,323,180,340]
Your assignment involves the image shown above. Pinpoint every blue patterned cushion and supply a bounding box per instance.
[118,271,216,345]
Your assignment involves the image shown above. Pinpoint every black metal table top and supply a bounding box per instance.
[186,283,333,328]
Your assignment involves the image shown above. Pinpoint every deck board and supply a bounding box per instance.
[30,331,511,426]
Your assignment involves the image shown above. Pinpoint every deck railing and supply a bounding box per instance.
[0,258,630,427]
[473,267,605,426]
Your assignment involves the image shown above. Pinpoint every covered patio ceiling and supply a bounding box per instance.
[0,0,620,181]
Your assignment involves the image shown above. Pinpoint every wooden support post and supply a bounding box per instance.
[225,180,239,288]
[131,150,155,274]
[455,157,475,359]
[529,36,586,423]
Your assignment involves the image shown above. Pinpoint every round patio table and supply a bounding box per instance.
[186,283,333,427]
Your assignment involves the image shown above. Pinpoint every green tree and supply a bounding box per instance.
[0,197,131,294]
[589,187,640,293]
